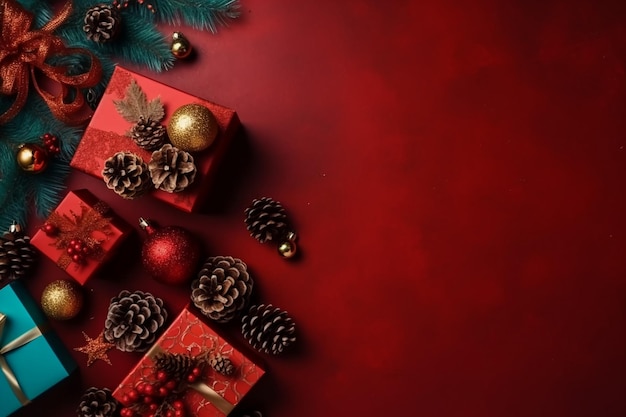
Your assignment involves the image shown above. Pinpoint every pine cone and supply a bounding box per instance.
[191,256,253,323]
[102,151,152,199]
[148,144,196,193]
[83,4,121,43]
[155,352,196,381]
[209,354,235,376]
[77,387,119,417]
[104,290,168,352]
[0,223,35,282]
[241,304,296,355]
[244,197,290,243]
[131,116,168,150]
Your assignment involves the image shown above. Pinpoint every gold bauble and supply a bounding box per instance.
[16,143,49,173]
[171,32,192,59]
[41,280,84,320]
[278,240,297,259]
[167,104,218,152]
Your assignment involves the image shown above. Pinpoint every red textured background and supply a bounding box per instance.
[14,0,626,416]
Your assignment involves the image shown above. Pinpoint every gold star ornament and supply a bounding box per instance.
[74,331,114,366]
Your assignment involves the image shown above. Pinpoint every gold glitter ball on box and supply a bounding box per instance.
[167,103,218,152]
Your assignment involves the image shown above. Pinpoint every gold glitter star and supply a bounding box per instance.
[74,331,114,366]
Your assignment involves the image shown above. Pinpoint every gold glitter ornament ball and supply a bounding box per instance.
[41,279,84,320]
[167,104,218,152]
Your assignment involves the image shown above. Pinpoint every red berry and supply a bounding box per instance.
[158,386,169,397]
[175,410,185,417]
[148,403,158,412]
[166,410,174,417]
[186,374,197,383]
[42,223,57,235]
[192,367,201,376]
[165,379,177,390]
[72,254,83,263]
[135,382,146,394]
[143,395,154,404]
[74,242,83,251]
[172,400,184,410]
[120,408,132,417]
[121,395,131,406]
[144,384,155,396]
[157,371,168,382]
[127,389,139,402]
[66,246,74,255]
[69,239,77,246]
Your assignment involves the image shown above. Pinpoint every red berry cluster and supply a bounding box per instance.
[119,366,202,417]
[66,238,91,264]
[41,133,60,155]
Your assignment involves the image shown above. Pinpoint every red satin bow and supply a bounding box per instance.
[0,0,102,124]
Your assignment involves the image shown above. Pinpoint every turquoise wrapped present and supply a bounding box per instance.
[0,281,77,417]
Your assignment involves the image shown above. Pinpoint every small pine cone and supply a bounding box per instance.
[155,352,196,381]
[83,4,121,43]
[77,387,119,417]
[148,144,196,193]
[102,151,152,199]
[191,256,253,323]
[209,354,235,376]
[244,197,289,243]
[0,223,36,282]
[104,290,168,352]
[241,304,296,355]
[131,116,168,150]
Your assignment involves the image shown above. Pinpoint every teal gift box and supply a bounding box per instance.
[0,281,77,417]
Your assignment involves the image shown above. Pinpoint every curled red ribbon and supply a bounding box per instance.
[0,0,102,124]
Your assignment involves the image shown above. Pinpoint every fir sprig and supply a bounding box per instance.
[150,0,240,32]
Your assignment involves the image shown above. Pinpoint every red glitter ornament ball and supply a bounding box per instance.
[139,218,201,285]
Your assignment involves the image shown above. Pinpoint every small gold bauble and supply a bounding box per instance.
[171,32,192,59]
[16,143,49,173]
[41,279,84,320]
[167,104,218,152]
[278,240,297,259]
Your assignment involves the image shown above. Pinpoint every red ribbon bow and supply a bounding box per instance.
[0,0,102,124]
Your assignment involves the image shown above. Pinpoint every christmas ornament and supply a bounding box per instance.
[148,144,197,193]
[245,197,299,258]
[0,222,36,282]
[191,256,253,323]
[171,32,192,59]
[74,331,115,366]
[40,279,84,320]
[241,304,296,355]
[41,133,60,155]
[104,289,168,352]
[139,218,201,285]
[16,143,49,173]
[77,387,119,417]
[84,4,122,43]
[167,104,218,152]
[102,151,152,199]
[114,79,168,150]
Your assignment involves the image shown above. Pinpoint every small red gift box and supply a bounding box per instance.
[31,189,132,285]
[113,308,265,417]
[70,66,240,213]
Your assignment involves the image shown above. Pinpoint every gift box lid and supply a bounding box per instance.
[0,281,77,417]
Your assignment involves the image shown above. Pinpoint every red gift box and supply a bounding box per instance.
[113,308,265,417]
[70,66,240,213]
[30,189,132,285]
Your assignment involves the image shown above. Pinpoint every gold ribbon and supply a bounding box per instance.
[148,345,235,415]
[0,312,46,406]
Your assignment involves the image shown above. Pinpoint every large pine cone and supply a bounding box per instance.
[191,256,253,323]
[244,197,289,243]
[148,144,196,193]
[241,304,296,355]
[104,290,168,352]
[77,387,119,417]
[83,4,121,43]
[102,151,152,199]
[0,223,35,282]
[155,352,196,381]
[131,116,168,150]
